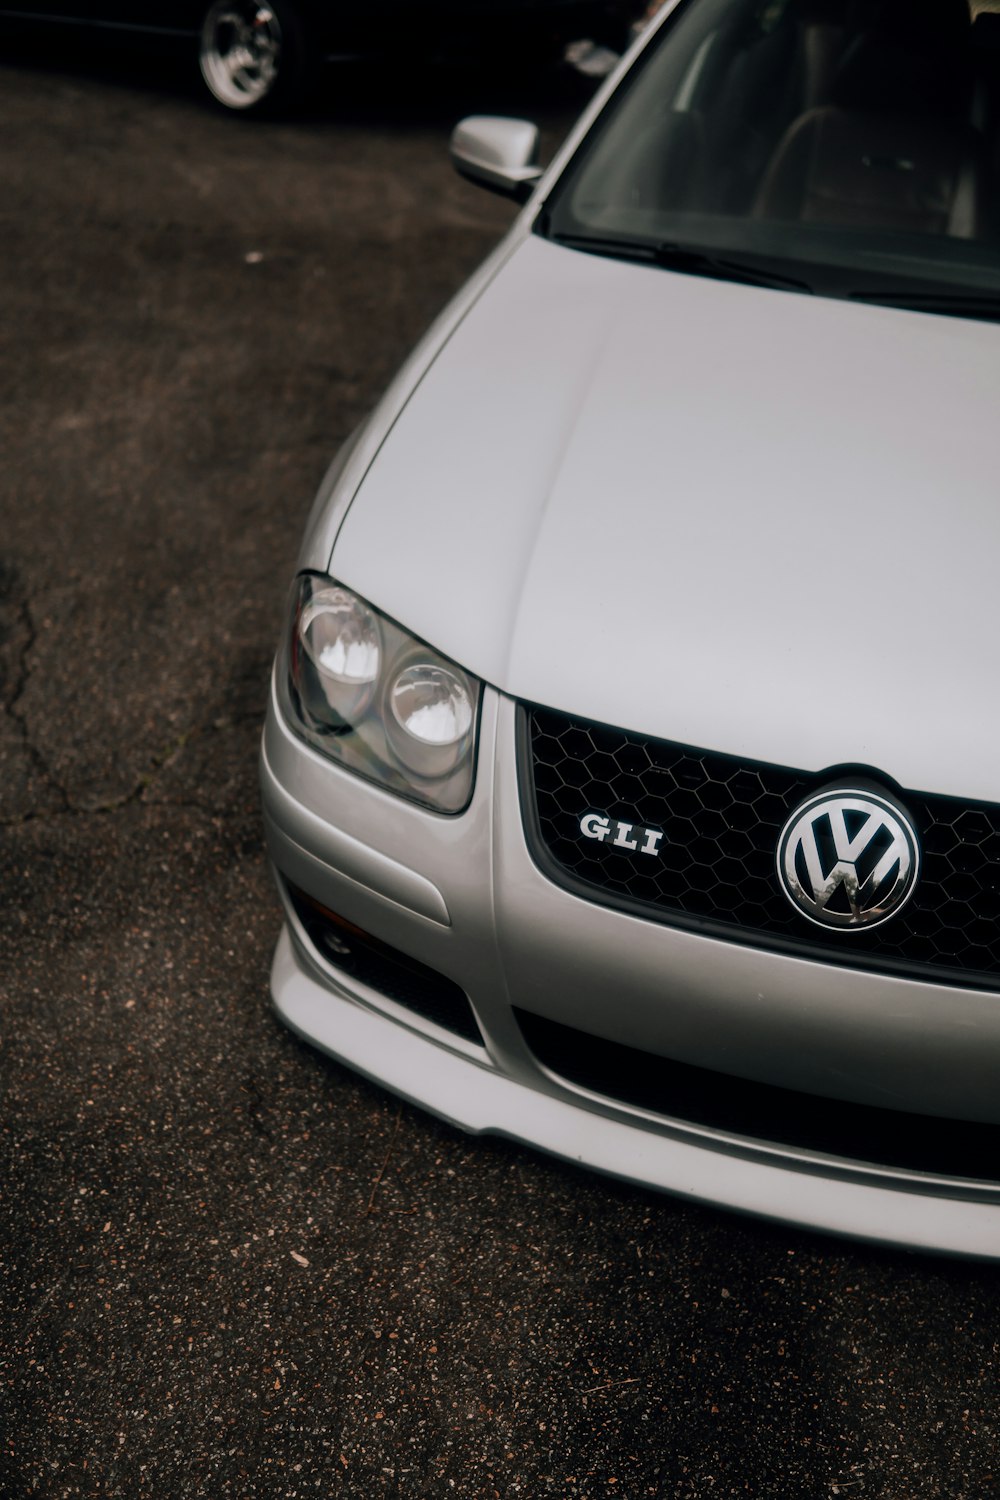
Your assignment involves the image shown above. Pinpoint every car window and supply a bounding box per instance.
[543,0,1000,309]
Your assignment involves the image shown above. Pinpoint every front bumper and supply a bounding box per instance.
[261,680,1000,1258]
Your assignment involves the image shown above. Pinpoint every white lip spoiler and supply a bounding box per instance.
[271,926,1000,1262]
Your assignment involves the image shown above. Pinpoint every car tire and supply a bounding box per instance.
[198,0,314,114]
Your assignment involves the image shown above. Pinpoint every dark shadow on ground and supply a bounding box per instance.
[0,22,602,130]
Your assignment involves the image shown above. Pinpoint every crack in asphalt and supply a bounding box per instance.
[2,600,261,827]
[3,598,72,820]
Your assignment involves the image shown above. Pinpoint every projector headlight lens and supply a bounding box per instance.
[388,664,476,778]
[296,586,381,727]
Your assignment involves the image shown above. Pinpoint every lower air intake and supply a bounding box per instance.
[288,883,483,1045]
[515,1008,1000,1182]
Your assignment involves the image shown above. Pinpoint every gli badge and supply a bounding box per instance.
[579,811,664,858]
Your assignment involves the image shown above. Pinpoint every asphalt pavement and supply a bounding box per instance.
[1,37,998,1500]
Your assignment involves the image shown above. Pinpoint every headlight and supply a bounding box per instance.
[388,665,475,777]
[297,586,381,725]
[279,573,481,814]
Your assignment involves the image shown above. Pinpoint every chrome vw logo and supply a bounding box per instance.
[776,788,920,930]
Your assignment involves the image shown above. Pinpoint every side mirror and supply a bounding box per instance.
[449,116,543,203]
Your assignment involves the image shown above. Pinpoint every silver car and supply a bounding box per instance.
[262,0,1000,1257]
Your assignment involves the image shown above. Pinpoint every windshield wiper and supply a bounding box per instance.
[850,289,1000,323]
[653,241,813,293]
[550,232,813,294]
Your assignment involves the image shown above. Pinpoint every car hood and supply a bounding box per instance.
[332,234,1000,801]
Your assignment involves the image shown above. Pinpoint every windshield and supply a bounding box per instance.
[542,0,1000,308]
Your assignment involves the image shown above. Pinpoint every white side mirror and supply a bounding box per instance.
[449,116,542,202]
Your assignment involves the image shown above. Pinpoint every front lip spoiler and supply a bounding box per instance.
[271,924,1000,1261]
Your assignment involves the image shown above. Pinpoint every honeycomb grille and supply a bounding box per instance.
[521,706,1000,989]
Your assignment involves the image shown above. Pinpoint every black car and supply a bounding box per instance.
[1,0,638,111]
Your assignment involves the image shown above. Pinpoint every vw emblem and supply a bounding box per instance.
[776,787,920,931]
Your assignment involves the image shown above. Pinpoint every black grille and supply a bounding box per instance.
[288,884,483,1044]
[516,1009,1000,1182]
[521,706,1000,989]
